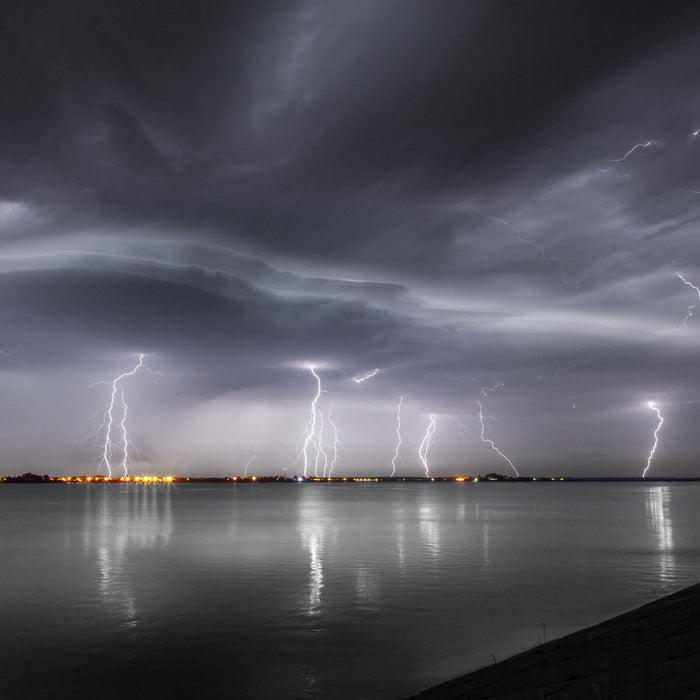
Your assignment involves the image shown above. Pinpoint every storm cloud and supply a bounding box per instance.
[2,1,700,476]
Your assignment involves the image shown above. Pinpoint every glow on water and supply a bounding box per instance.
[1,481,700,699]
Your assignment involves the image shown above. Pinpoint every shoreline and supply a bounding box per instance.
[3,472,700,484]
[404,582,700,699]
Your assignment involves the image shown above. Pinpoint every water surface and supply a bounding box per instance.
[1,482,698,699]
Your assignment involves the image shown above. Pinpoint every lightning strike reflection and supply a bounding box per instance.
[642,402,664,478]
[478,401,519,477]
[645,487,675,581]
[417,413,438,478]
[89,485,172,629]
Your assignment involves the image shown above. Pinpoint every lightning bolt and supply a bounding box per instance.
[451,416,472,455]
[417,413,438,478]
[538,360,590,382]
[300,364,323,478]
[243,453,256,478]
[642,402,664,478]
[118,388,132,472]
[327,402,339,476]
[447,375,478,382]
[92,354,157,479]
[390,395,404,477]
[315,409,328,477]
[489,217,571,286]
[481,381,504,396]
[605,141,653,162]
[0,347,26,368]
[675,272,700,326]
[353,368,379,383]
[478,401,519,477]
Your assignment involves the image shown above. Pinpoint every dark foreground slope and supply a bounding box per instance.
[406,583,700,699]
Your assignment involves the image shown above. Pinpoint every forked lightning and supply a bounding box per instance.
[417,414,438,478]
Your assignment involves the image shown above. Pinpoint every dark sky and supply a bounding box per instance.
[2,1,700,477]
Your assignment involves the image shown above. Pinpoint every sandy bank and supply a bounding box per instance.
[405,583,700,699]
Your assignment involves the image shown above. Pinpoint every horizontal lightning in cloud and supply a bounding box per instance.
[0,346,26,368]
[538,360,590,382]
[353,368,379,383]
[489,217,572,287]
[605,140,654,162]
[481,381,504,396]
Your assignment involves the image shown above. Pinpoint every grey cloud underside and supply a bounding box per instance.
[2,1,700,474]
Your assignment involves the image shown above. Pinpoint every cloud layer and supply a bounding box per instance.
[2,1,700,476]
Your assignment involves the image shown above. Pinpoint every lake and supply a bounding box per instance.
[1,481,699,699]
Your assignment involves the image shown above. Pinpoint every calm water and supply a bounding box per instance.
[1,482,699,699]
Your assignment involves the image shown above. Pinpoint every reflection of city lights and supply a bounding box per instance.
[58,474,178,484]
